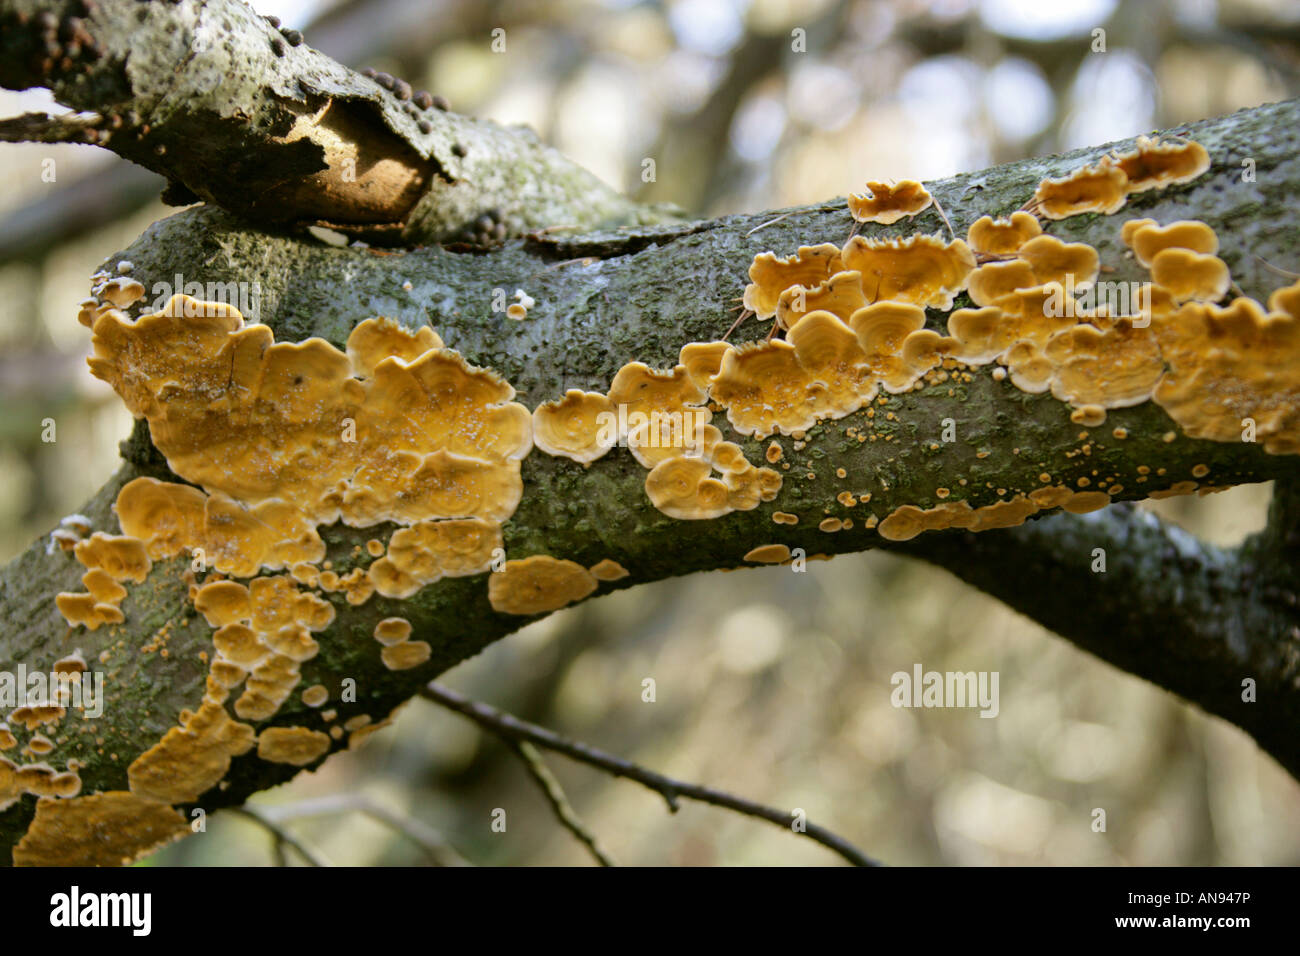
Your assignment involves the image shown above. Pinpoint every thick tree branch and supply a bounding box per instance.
[1,53,1298,860]
[0,0,677,242]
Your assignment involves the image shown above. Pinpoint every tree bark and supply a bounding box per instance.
[2,0,1299,864]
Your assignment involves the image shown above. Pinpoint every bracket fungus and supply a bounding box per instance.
[1016,236,1100,289]
[966,212,1042,255]
[743,544,792,564]
[1123,218,1219,268]
[532,389,617,464]
[589,558,630,581]
[1148,248,1231,303]
[775,270,869,331]
[847,180,933,225]
[742,244,844,319]
[1032,157,1130,219]
[89,296,532,531]
[12,792,189,867]
[840,234,975,309]
[1153,296,1300,454]
[1114,136,1211,193]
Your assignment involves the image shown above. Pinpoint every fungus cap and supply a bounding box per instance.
[532,390,617,464]
[1114,136,1210,193]
[840,234,975,310]
[1033,157,1129,219]
[742,244,844,319]
[1124,219,1219,268]
[1149,249,1230,303]
[966,212,1042,255]
[846,180,933,225]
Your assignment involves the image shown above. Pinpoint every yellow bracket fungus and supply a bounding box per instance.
[966,212,1042,254]
[847,180,933,225]
[840,234,975,309]
[532,389,617,464]
[1123,218,1219,267]
[1114,136,1210,193]
[13,792,188,867]
[742,244,844,319]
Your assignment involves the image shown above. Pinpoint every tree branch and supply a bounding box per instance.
[507,740,618,866]
[0,0,677,242]
[1,6,1299,863]
[423,683,880,866]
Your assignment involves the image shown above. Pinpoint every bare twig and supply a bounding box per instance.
[745,212,793,236]
[421,682,882,866]
[230,806,332,866]
[0,111,105,145]
[508,740,619,866]
[246,794,471,866]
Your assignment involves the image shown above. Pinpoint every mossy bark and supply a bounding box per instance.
[1,39,1299,861]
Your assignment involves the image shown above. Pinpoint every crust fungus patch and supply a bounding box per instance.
[115,477,325,576]
[878,486,1121,542]
[1044,320,1165,410]
[368,517,502,599]
[13,792,188,867]
[488,556,598,615]
[89,296,531,531]
[127,701,256,803]
[2,758,81,812]
[257,726,332,765]
[1153,296,1300,453]
[381,641,433,670]
[589,558,629,581]
[847,180,933,225]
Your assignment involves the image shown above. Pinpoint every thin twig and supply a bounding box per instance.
[421,682,882,867]
[721,307,752,342]
[509,740,619,866]
[1254,254,1300,279]
[745,211,792,236]
[250,794,471,867]
[0,111,104,144]
[231,806,332,866]
[930,194,955,239]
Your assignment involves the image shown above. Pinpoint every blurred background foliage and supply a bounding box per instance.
[2,0,1299,864]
